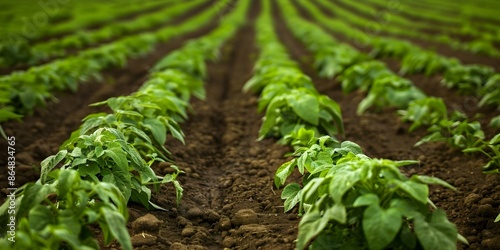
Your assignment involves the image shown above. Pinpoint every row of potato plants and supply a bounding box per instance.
[363,0,500,47]
[280,0,500,222]
[312,0,500,58]
[335,0,478,45]
[293,0,500,174]
[297,0,500,119]
[363,0,500,43]
[0,0,230,136]
[0,0,205,67]
[0,1,250,249]
[0,0,173,56]
[244,1,465,249]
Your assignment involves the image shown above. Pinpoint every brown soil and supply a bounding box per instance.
[1,1,500,250]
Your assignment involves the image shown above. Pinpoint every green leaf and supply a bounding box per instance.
[100,207,132,250]
[274,159,296,188]
[101,167,132,202]
[363,204,402,250]
[165,120,185,144]
[331,202,347,224]
[353,193,379,207]
[58,168,79,198]
[40,150,68,183]
[411,175,456,191]
[104,148,128,171]
[414,210,458,250]
[396,180,429,204]
[281,183,302,212]
[296,205,330,250]
[329,169,361,204]
[28,205,53,231]
[287,93,319,125]
[144,118,167,145]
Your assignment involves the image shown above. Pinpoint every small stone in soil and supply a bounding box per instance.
[181,227,196,237]
[219,217,232,230]
[204,209,220,222]
[187,207,204,218]
[232,209,258,226]
[132,213,163,233]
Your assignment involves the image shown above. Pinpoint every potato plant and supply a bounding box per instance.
[246,1,344,143]
[398,97,449,132]
[0,169,131,250]
[357,74,426,114]
[0,0,231,122]
[0,0,252,248]
[275,134,465,250]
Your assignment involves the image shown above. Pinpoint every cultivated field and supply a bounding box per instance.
[0,0,499,249]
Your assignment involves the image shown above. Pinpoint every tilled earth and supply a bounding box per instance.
[1,1,500,249]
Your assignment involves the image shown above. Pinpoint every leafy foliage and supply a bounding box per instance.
[441,64,494,94]
[246,0,344,143]
[400,50,460,76]
[340,61,391,93]
[357,75,426,114]
[398,97,448,132]
[415,114,485,149]
[0,169,131,249]
[274,135,462,250]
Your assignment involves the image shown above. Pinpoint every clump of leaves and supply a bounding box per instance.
[49,128,183,209]
[274,135,465,250]
[464,133,500,175]
[369,38,414,58]
[400,50,459,76]
[0,169,131,249]
[441,64,494,94]
[357,74,426,114]
[398,97,448,132]
[340,61,391,93]
[259,89,343,143]
[314,44,367,79]
[478,74,500,108]
[415,113,485,149]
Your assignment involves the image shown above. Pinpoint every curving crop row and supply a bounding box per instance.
[0,1,250,249]
[283,0,500,175]
[359,0,500,43]
[0,0,230,126]
[0,0,206,67]
[0,0,173,41]
[242,1,465,249]
[296,0,500,127]
[312,0,500,58]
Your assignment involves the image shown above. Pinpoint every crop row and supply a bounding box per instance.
[0,0,250,249]
[361,0,500,43]
[241,0,466,249]
[317,0,500,58]
[0,0,230,137]
[0,0,206,67]
[0,0,172,42]
[299,0,500,112]
[292,0,500,176]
